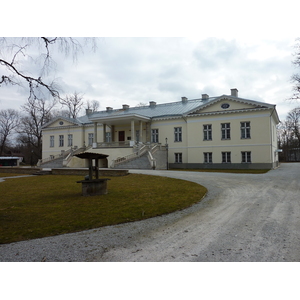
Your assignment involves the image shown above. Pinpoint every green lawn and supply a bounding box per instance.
[0,173,23,177]
[0,174,207,244]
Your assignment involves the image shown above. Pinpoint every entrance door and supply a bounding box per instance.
[118,131,125,142]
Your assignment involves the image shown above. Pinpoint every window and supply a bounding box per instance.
[241,122,251,139]
[221,123,231,140]
[106,132,111,143]
[203,125,212,141]
[88,133,94,146]
[174,127,182,142]
[204,152,212,163]
[151,129,159,143]
[242,151,251,163]
[59,135,64,147]
[136,130,140,143]
[222,152,231,163]
[68,134,73,147]
[175,153,182,163]
[50,136,54,147]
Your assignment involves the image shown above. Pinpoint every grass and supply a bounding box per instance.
[0,174,207,244]
[0,173,23,177]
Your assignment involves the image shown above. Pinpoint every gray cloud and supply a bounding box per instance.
[0,37,297,120]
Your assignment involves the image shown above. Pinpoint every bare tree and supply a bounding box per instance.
[18,97,57,161]
[0,109,20,155]
[50,108,72,119]
[85,99,100,112]
[290,38,300,100]
[60,92,85,118]
[0,37,97,101]
[136,102,147,107]
[286,107,300,146]
[278,107,300,161]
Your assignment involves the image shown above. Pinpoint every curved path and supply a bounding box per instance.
[1,163,300,261]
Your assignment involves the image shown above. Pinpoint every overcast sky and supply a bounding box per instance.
[1,1,300,122]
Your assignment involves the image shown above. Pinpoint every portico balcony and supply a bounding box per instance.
[93,141,132,148]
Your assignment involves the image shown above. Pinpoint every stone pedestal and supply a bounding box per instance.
[77,179,110,196]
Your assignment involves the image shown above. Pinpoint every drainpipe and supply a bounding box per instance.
[270,107,275,168]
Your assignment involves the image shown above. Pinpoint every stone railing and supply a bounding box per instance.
[96,141,131,148]
[37,149,71,166]
[62,146,91,167]
[147,151,156,169]
[111,144,148,168]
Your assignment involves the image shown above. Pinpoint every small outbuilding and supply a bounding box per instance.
[0,157,21,167]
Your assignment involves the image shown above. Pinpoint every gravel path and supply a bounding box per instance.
[1,163,300,262]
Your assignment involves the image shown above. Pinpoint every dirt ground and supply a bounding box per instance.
[1,163,299,262]
[97,163,300,262]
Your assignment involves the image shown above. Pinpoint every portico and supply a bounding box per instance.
[90,113,151,148]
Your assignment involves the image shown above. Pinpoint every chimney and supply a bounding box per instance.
[122,104,129,110]
[231,88,238,97]
[202,94,209,100]
[106,107,113,111]
[181,97,188,103]
[86,109,92,115]
[149,101,156,108]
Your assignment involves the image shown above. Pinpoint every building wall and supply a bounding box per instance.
[41,98,279,170]
[42,124,105,159]
[151,109,279,169]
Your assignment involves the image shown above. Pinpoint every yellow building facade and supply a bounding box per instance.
[41,89,280,169]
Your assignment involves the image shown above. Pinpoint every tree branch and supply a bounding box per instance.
[0,58,60,99]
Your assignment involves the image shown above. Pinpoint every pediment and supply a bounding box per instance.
[187,96,270,115]
[42,117,79,129]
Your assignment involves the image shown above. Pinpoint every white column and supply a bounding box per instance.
[111,125,115,142]
[81,125,85,148]
[103,123,107,142]
[139,121,143,143]
[93,122,98,148]
[130,120,135,146]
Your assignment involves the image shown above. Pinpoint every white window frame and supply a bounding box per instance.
[106,132,111,143]
[50,136,54,148]
[59,135,64,147]
[241,122,251,139]
[222,152,231,163]
[151,129,159,143]
[174,127,182,142]
[203,124,212,141]
[68,134,73,147]
[221,123,231,140]
[88,133,94,146]
[175,153,182,163]
[204,152,212,163]
[242,151,251,163]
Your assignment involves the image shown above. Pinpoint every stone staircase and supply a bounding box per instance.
[38,156,64,168]
[114,147,167,170]
[115,152,152,169]
[33,170,52,175]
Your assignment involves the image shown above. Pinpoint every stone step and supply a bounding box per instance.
[33,170,52,176]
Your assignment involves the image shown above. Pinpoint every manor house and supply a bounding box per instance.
[40,88,280,170]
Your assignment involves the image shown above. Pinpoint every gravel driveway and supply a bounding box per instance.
[1,163,300,262]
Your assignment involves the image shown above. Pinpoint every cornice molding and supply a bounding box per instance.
[186,107,271,118]
[42,123,99,131]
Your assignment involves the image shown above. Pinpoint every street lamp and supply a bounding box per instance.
[165,137,169,170]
